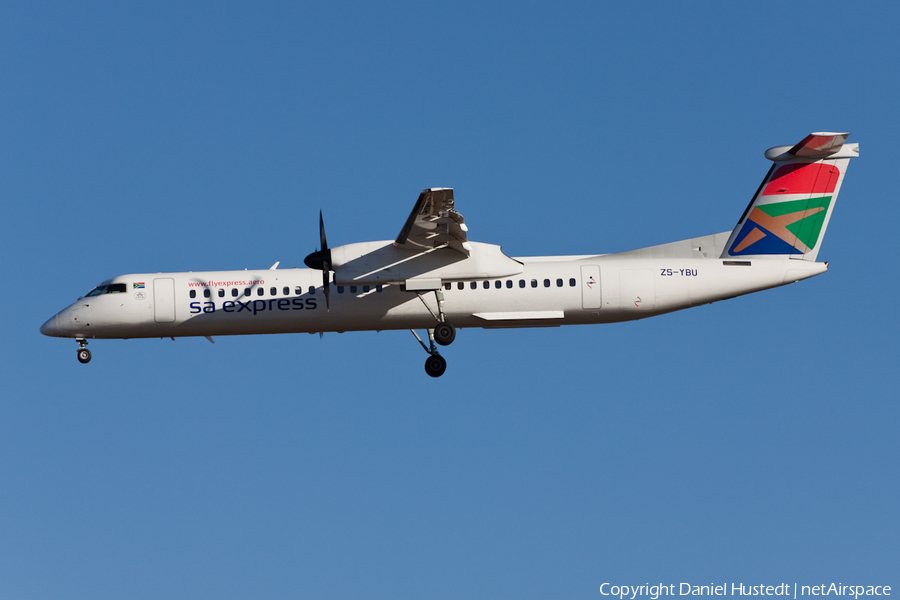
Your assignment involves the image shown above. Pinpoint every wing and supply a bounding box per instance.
[394,188,471,255]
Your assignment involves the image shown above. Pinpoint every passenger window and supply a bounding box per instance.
[444,283,451,290]
[483,281,489,289]
[531,279,538,288]
[245,288,251,296]
[543,279,550,287]
[569,278,576,287]
[519,280,525,288]
[350,286,357,293]
[506,280,512,288]
[495,281,501,289]
[232,288,238,297]
[295,286,302,295]
[363,285,370,293]
[218,289,225,297]
[557,278,563,287]
[257,288,264,296]
[204,289,211,298]
[337,286,344,293]
[283,286,289,295]
[458,282,464,290]
[190,290,196,298]
[376,285,383,292]
[470,282,477,290]
[309,286,316,294]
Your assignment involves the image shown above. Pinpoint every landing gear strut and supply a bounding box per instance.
[411,329,447,378]
[415,289,456,346]
[76,339,91,364]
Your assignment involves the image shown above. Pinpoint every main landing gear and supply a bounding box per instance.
[415,289,456,346]
[411,329,447,377]
[425,353,447,378]
[433,321,456,346]
[411,288,456,377]
[76,339,91,364]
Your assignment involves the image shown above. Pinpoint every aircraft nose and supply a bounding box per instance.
[40,314,59,337]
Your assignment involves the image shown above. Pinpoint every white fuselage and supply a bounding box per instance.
[38,133,856,376]
[40,245,827,341]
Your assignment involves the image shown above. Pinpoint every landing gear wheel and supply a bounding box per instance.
[424,354,447,378]
[433,322,456,346]
[77,348,92,364]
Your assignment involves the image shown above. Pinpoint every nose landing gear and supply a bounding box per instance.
[76,339,91,364]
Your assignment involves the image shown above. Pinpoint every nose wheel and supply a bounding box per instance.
[76,339,91,364]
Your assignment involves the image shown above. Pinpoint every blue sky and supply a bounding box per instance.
[2,2,897,598]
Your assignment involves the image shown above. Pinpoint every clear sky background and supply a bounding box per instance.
[1,2,897,598]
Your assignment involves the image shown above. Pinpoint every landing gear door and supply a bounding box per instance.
[581,265,602,309]
[153,278,176,323]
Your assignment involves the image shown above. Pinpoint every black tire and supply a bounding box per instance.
[77,348,92,364]
[424,354,447,378]
[433,322,456,346]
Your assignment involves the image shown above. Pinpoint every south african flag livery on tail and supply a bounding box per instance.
[724,132,858,262]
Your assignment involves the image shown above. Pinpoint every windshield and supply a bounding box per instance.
[84,283,127,297]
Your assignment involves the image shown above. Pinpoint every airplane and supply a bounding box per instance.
[40,132,858,377]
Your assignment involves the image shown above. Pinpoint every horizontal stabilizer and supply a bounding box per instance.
[765,132,853,161]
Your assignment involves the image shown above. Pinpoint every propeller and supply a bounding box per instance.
[304,210,332,311]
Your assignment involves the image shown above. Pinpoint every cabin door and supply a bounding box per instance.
[153,278,176,323]
[581,265,602,309]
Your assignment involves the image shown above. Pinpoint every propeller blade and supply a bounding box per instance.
[304,210,332,271]
[303,209,332,312]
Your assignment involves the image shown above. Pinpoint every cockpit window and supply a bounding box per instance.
[84,283,127,297]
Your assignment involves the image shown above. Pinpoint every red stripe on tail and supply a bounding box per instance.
[762,163,840,196]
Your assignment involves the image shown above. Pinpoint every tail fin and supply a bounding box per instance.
[722,132,859,261]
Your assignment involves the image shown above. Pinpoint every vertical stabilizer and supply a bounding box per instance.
[722,132,858,261]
